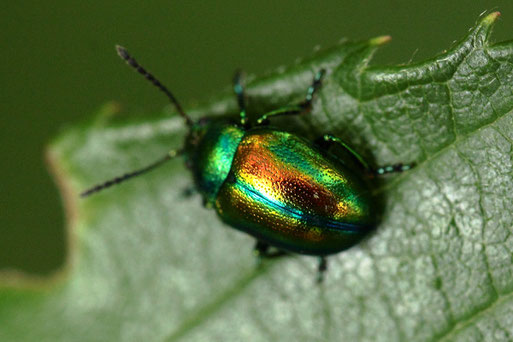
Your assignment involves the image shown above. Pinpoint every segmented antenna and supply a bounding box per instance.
[115,45,194,127]
[80,152,178,197]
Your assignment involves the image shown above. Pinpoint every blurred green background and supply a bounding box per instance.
[2,1,513,275]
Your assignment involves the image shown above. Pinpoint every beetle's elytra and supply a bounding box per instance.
[82,46,413,282]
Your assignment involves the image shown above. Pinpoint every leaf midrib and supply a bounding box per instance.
[165,262,275,341]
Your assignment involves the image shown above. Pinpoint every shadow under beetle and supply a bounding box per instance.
[82,46,413,282]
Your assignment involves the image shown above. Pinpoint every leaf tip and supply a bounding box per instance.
[472,11,500,47]
[369,35,392,47]
[482,11,501,26]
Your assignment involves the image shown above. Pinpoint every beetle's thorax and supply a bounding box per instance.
[185,119,244,205]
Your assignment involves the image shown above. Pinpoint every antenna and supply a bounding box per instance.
[115,45,194,127]
[80,150,181,197]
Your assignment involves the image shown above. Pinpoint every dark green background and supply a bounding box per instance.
[2,1,513,274]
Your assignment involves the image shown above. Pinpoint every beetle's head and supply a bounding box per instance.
[184,116,212,150]
[183,116,242,166]
[184,115,233,145]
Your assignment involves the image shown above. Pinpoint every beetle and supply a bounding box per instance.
[82,46,413,282]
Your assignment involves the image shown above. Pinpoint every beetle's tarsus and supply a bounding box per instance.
[373,162,415,176]
[233,69,249,128]
[303,69,326,106]
[254,70,326,126]
[317,256,328,283]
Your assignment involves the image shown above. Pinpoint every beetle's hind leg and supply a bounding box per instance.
[316,134,414,176]
[317,256,328,283]
[316,134,371,172]
[253,240,287,266]
[256,69,326,125]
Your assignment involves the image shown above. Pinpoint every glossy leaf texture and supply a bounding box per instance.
[2,12,513,342]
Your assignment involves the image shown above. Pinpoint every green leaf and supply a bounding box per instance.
[2,12,513,341]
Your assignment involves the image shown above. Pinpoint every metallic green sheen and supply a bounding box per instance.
[189,124,376,256]
[188,122,244,205]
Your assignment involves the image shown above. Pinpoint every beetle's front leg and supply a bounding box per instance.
[233,70,249,127]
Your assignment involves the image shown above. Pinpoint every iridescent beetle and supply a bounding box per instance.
[82,46,413,282]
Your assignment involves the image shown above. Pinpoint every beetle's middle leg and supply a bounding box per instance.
[256,69,326,125]
[253,240,287,263]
